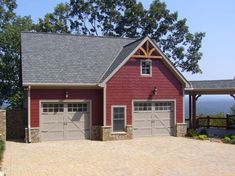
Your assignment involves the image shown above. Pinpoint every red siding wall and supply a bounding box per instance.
[30,89,103,127]
[106,58,184,126]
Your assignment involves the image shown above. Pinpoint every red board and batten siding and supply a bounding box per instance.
[30,89,103,128]
[106,58,184,126]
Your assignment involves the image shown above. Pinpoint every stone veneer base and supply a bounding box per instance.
[25,123,184,143]
[175,123,187,137]
[25,128,40,143]
[91,125,133,141]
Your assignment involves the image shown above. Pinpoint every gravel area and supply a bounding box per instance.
[2,137,235,176]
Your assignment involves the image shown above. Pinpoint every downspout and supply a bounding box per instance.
[28,86,31,143]
[98,83,106,127]
[103,84,106,127]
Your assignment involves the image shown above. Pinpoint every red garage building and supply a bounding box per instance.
[21,32,189,142]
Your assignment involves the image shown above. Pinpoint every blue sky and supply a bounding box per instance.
[15,0,235,81]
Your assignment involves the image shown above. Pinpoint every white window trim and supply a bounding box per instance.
[140,60,152,77]
[111,105,127,133]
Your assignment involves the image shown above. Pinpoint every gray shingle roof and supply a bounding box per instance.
[190,79,235,89]
[21,32,135,85]
[99,37,145,82]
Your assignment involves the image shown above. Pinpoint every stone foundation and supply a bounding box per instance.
[101,125,133,141]
[25,128,40,143]
[0,110,6,141]
[175,123,187,137]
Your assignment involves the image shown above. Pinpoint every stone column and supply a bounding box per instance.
[175,123,187,137]
[0,110,6,141]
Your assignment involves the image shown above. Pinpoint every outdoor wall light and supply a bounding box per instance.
[153,87,157,95]
[65,90,69,98]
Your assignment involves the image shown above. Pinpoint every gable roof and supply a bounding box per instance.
[21,32,135,85]
[100,36,190,87]
[99,37,145,83]
[21,32,189,87]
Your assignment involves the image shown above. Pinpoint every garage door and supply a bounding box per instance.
[133,101,174,137]
[40,102,90,141]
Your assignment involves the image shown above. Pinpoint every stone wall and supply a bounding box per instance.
[175,123,187,137]
[0,110,6,141]
[6,109,27,140]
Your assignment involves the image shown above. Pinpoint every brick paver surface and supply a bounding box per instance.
[2,137,235,176]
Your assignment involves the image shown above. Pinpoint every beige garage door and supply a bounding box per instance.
[133,101,174,137]
[40,102,90,141]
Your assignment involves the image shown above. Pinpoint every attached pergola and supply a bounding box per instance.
[185,79,235,129]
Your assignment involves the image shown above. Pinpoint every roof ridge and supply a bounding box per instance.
[21,31,137,41]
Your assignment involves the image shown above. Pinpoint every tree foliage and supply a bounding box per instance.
[69,0,205,73]
[0,0,205,108]
[0,0,33,108]
[35,3,70,33]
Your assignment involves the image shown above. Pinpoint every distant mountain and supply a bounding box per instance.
[185,96,235,118]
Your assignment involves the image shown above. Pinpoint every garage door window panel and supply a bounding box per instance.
[42,103,64,113]
[113,107,126,132]
[134,102,152,112]
[68,103,88,112]
[155,102,172,111]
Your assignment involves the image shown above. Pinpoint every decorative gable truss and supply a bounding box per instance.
[132,40,162,59]
[100,36,190,87]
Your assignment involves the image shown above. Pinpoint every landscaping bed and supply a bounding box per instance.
[186,128,235,145]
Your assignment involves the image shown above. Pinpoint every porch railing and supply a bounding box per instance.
[196,114,235,129]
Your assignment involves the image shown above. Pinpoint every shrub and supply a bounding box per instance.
[198,135,208,140]
[230,139,235,144]
[0,140,5,161]
[223,137,231,143]
[187,129,198,137]
[230,135,235,140]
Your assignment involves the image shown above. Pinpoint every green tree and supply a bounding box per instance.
[0,16,33,108]
[69,0,205,73]
[35,3,70,33]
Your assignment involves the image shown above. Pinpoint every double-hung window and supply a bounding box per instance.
[112,106,126,132]
[141,60,152,76]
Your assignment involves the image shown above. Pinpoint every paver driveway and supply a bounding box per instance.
[2,137,235,176]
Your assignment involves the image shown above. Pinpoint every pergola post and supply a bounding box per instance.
[189,95,192,128]
[192,95,197,129]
